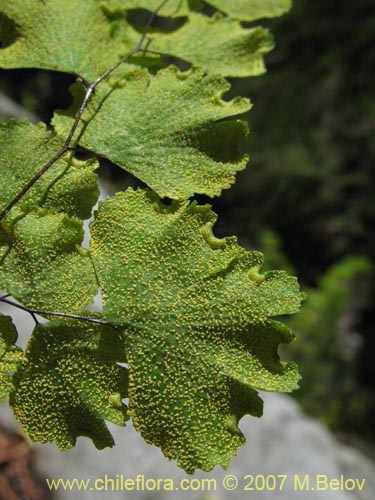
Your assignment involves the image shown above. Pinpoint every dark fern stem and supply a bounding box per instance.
[0,0,171,222]
[0,1,172,329]
[0,295,116,328]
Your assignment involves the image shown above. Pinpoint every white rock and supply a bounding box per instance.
[1,388,373,500]
[1,244,373,500]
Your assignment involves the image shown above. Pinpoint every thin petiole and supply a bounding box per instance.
[0,296,115,328]
[0,0,171,222]
[30,311,40,325]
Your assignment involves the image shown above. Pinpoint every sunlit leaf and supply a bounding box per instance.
[0,0,139,80]
[0,209,97,313]
[0,315,22,401]
[90,189,303,472]
[0,119,99,220]
[10,319,128,449]
[53,66,250,199]
[149,13,274,77]
[119,0,190,16]
[205,0,292,21]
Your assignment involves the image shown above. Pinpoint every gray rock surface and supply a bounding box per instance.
[1,393,373,500]
[0,305,373,500]
[1,261,374,500]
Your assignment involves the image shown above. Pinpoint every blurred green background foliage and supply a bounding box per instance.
[219,0,374,448]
